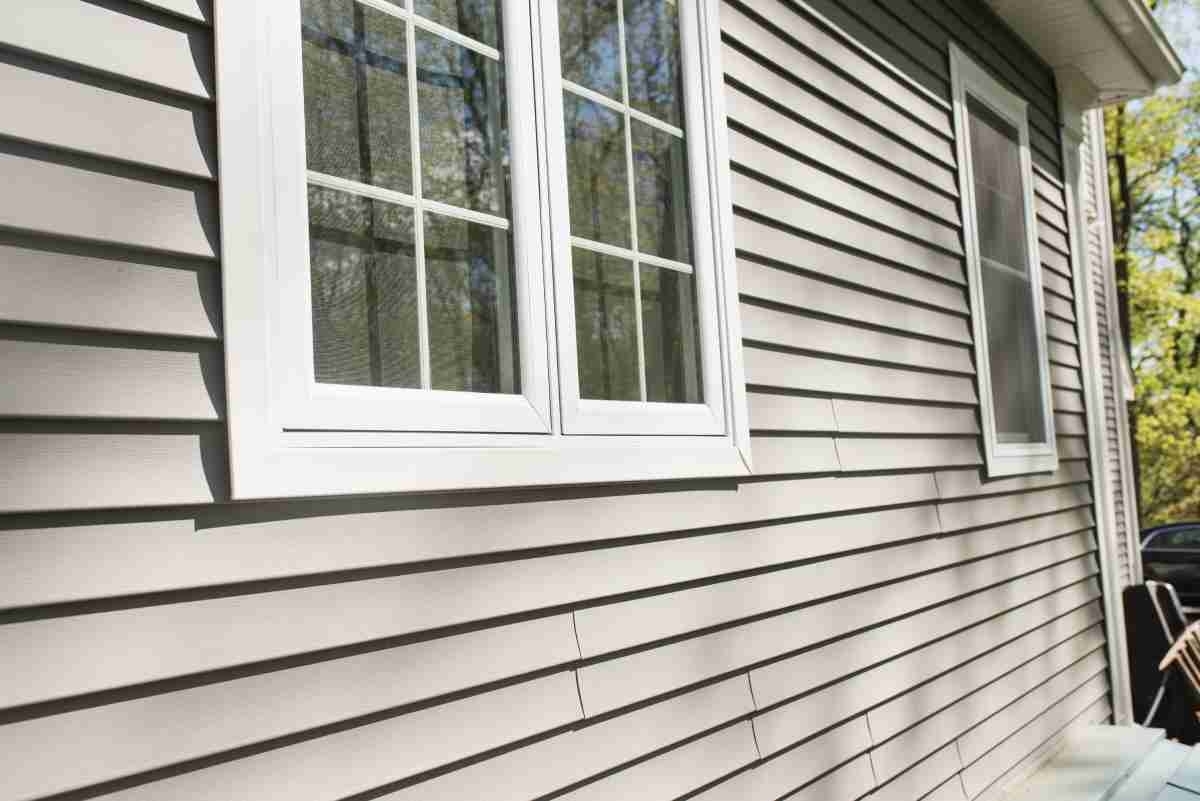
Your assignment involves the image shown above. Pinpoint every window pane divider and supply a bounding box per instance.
[412,15,501,61]
[307,169,415,208]
[570,235,693,274]
[561,79,685,139]
[355,0,501,61]
[422,198,511,230]
[404,9,432,390]
[980,255,1032,283]
[615,0,647,402]
[308,171,511,231]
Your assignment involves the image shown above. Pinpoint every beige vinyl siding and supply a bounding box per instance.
[0,2,1107,801]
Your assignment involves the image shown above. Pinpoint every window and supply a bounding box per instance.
[216,0,749,499]
[949,45,1057,477]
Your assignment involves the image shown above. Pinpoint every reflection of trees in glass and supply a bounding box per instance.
[624,0,683,126]
[302,0,412,192]
[559,0,702,403]
[641,265,701,402]
[564,94,630,246]
[425,213,519,393]
[573,250,640,400]
[308,186,422,387]
[559,0,621,97]
[417,31,510,215]
[632,120,692,262]
[415,0,501,47]
[300,0,519,393]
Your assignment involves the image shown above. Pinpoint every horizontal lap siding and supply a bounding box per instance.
[0,0,223,517]
[0,4,1104,801]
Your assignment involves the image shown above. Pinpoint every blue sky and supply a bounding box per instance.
[1158,1,1199,80]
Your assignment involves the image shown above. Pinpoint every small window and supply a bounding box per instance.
[216,0,749,499]
[949,46,1057,477]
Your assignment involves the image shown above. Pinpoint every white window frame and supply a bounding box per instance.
[216,0,751,500]
[949,44,1058,477]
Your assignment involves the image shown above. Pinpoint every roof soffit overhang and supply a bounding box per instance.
[985,0,1185,111]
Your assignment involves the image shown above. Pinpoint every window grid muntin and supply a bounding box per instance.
[359,0,501,60]
[560,0,694,403]
[302,0,512,391]
[568,235,691,274]
[307,170,512,230]
[561,79,684,139]
[980,255,1030,283]
[617,0,648,401]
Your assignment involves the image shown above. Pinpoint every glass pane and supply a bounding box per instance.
[559,0,621,99]
[573,249,640,400]
[414,0,501,48]
[417,31,510,215]
[425,212,520,393]
[564,92,630,247]
[632,119,692,262]
[308,185,421,387]
[302,0,413,193]
[641,265,701,402]
[982,263,1046,443]
[968,96,1027,270]
[624,0,684,126]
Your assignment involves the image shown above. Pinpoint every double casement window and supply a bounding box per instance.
[949,46,1057,477]
[217,0,749,499]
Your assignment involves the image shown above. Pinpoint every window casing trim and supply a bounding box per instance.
[216,0,751,500]
[949,44,1058,477]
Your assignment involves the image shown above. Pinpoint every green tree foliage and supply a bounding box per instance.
[1107,4,1200,524]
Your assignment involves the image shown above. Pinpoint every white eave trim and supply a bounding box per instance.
[987,0,1185,109]
[1093,0,1186,90]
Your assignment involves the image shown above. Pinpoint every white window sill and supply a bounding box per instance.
[230,436,753,500]
[984,445,1060,478]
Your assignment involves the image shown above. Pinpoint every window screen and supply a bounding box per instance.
[967,95,1047,445]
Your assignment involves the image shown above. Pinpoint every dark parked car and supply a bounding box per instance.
[1142,522,1200,612]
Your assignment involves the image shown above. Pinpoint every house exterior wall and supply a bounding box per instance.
[0,2,1110,801]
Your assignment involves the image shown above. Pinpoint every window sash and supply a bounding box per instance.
[541,0,728,435]
[269,0,553,433]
